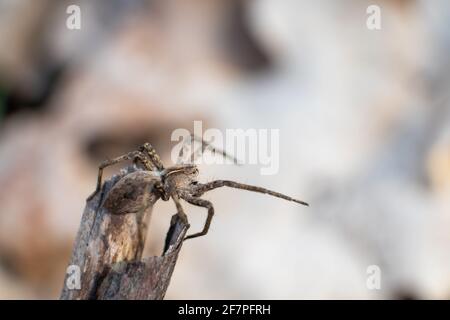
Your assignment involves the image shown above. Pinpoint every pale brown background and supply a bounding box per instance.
[0,0,449,299]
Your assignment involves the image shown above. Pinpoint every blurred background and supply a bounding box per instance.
[0,0,450,299]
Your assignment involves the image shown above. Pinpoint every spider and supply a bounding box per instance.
[88,135,308,240]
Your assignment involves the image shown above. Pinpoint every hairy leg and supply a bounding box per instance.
[177,133,240,165]
[171,193,189,224]
[87,150,152,200]
[180,194,214,240]
[194,180,309,206]
[140,143,165,171]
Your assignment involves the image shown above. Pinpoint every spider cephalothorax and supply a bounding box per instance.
[161,164,199,189]
[88,135,308,240]
[158,164,199,200]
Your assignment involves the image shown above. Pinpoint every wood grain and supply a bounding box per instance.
[60,166,189,300]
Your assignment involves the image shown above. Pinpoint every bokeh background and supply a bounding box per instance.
[1,0,450,299]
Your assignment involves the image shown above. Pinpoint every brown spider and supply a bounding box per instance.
[88,135,308,240]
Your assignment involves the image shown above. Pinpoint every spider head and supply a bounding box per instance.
[161,164,199,190]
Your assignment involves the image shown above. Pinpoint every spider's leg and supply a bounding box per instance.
[140,143,165,171]
[193,134,241,165]
[87,151,150,201]
[177,134,240,165]
[176,136,193,164]
[153,180,168,200]
[195,180,309,206]
[171,193,189,224]
[176,134,201,164]
[180,194,214,240]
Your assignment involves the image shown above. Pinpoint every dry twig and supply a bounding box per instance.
[60,166,189,300]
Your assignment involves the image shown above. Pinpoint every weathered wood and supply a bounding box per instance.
[60,166,189,300]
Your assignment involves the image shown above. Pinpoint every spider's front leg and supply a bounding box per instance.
[179,194,214,240]
[176,134,240,165]
[87,150,153,201]
[171,193,189,225]
[193,180,309,206]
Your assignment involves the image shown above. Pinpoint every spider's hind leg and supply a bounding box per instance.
[87,150,151,201]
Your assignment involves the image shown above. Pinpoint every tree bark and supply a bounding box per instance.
[60,166,189,300]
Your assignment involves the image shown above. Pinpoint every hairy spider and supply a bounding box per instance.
[88,135,308,240]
